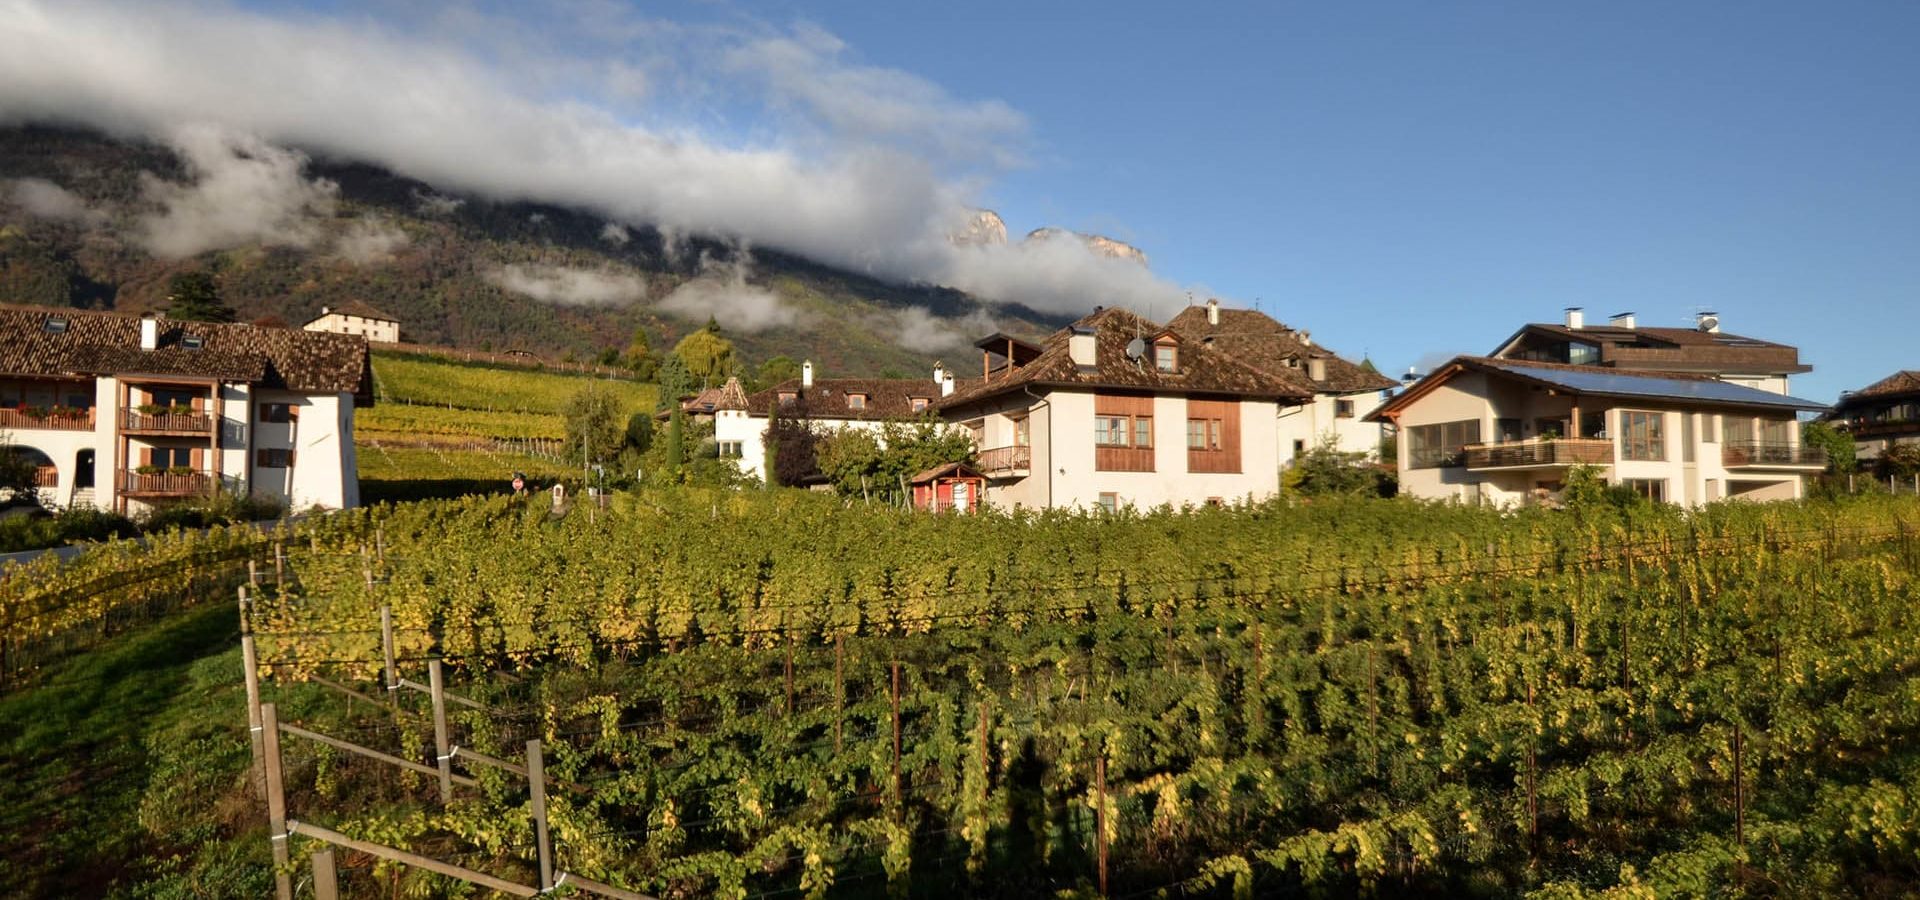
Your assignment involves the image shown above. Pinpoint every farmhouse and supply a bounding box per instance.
[1826,370,1920,461]
[937,307,1312,511]
[711,362,945,482]
[0,304,371,513]
[303,301,401,344]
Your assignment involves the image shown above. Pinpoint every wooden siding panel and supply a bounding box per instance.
[1186,398,1242,473]
[1094,393,1156,472]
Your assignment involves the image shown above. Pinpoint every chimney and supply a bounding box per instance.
[1610,311,1636,329]
[1697,311,1721,333]
[942,373,955,397]
[139,313,159,351]
[1205,298,1220,326]
[1299,330,1312,347]
[1068,327,1097,367]
[1403,366,1420,384]
[1564,307,1585,329]
[802,359,814,389]
[1307,358,1327,382]
[932,361,945,386]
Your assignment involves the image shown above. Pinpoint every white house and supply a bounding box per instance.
[1166,300,1396,464]
[0,304,371,514]
[1490,308,1809,396]
[707,362,947,483]
[1370,356,1828,507]
[304,301,401,344]
[936,307,1312,511]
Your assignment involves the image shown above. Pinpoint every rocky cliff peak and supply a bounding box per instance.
[1022,227,1148,266]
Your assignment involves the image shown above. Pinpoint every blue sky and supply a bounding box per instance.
[21,1,1918,402]
[741,1,1920,401]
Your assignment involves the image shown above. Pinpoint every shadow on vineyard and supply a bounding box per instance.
[9,493,1920,897]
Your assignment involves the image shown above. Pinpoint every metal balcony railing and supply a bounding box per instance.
[1722,441,1827,468]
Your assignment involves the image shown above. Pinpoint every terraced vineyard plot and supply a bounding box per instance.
[371,352,656,417]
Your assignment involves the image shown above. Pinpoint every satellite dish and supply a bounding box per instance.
[1697,314,1720,333]
[1124,337,1146,361]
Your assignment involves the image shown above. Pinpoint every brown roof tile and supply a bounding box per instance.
[940,307,1313,409]
[745,377,943,421]
[1498,323,1809,374]
[1846,370,1920,400]
[0,304,372,400]
[1165,305,1395,394]
[308,300,400,324]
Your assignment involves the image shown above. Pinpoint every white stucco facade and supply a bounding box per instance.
[304,309,400,343]
[1277,389,1390,465]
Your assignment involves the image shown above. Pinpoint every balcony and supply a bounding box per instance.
[976,445,1031,478]
[0,406,94,432]
[1722,441,1827,470]
[120,470,215,496]
[1465,438,1613,471]
[33,465,57,488]
[123,408,214,435]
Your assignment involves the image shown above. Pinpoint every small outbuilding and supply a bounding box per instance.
[910,462,985,513]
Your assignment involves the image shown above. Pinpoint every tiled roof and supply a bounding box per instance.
[1845,370,1920,400]
[744,377,943,421]
[0,304,373,399]
[680,377,751,415]
[940,307,1313,409]
[309,300,400,324]
[1165,305,1395,394]
[910,461,983,483]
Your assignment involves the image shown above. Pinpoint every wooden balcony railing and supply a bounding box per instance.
[120,470,215,496]
[33,465,58,488]
[1722,441,1827,468]
[123,409,214,434]
[0,407,94,431]
[1465,438,1614,470]
[976,445,1031,475]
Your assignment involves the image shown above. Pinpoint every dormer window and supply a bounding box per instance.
[847,393,869,410]
[1154,341,1178,373]
[43,317,68,334]
[778,391,798,406]
[910,397,929,413]
[182,335,205,350]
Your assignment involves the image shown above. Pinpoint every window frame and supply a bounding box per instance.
[1335,398,1356,419]
[1096,492,1119,514]
[1406,419,1482,469]
[257,402,297,424]
[1620,410,1666,461]
[254,448,296,469]
[1095,413,1152,448]
[846,393,868,410]
[1153,341,1178,373]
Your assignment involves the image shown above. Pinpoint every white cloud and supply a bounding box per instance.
[0,0,1193,318]
[134,123,337,258]
[486,263,647,307]
[599,222,629,245]
[334,216,409,264]
[412,189,463,217]
[888,306,999,354]
[3,176,106,225]
[655,250,801,333]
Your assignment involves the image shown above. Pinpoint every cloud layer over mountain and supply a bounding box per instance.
[0,0,1190,320]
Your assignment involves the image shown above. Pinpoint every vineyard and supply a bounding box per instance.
[7,494,1920,897]
[370,352,657,417]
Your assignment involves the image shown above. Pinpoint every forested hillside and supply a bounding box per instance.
[0,126,1061,376]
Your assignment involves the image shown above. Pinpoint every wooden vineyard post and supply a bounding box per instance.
[978,702,991,800]
[430,659,454,803]
[261,702,293,900]
[312,848,339,900]
[1250,624,1265,742]
[248,559,260,588]
[1526,680,1538,849]
[241,632,266,795]
[1733,722,1745,854]
[834,634,845,754]
[890,659,903,816]
[273,541,284,589]
[528,739,554,891]
[380,606,398,694]
[1095,753,1109,897]
[784,636,795,718]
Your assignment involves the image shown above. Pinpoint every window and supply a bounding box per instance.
[1097,492,1119,514]
[1759,419,1793,445]
[1620,411,1665,461]
[255,448,296,468]
[1292,439,1307,457]
[777,391,798,407]
[181,335,204,350]
[1622,478,1666,503]
[1154,342,1178,373]
[1406,419,1482,468]
[1187,418,1222,450]
[257,402,296,423]
[967,419,986,448]
[1702,414,1718,444]
[1205,497,1224,507]
[847,393,868,410]
[1012,416,1030,447]
[1723,416,1754,444]
[149,446,194,468]
[43,317,68,334]
[717,441,744,458]
[910,397,929,413]
[1096,414,1151,448]
[1681,413,1695,463]
[1335,399,1356,418]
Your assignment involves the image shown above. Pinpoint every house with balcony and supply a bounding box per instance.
[0,304,371,514]
[1826,370,1920,461]
[1369,356,1828,506]
[303,301,401,344]
[1492,308,1809,395]
[710,363,950,482]
[936,307,1312,511]
[1166,299,1397,464]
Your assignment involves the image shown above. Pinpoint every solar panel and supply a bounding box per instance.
[1495,364,1827,411]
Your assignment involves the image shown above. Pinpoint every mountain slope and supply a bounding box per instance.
[0,126,1065,377]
